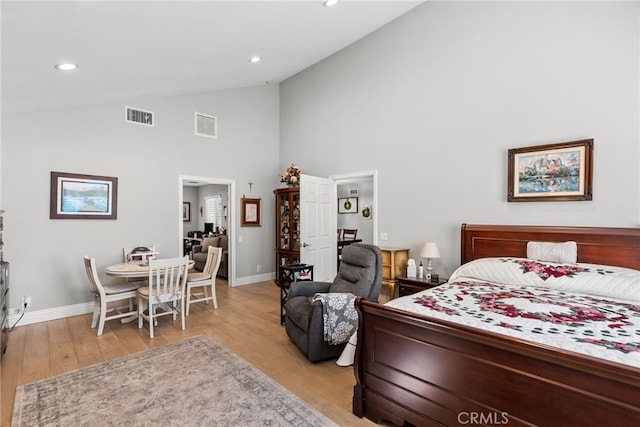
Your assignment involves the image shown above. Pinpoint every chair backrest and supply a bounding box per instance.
[202,246,223,279]
[330,244,382,302]
[83,256,105,297]
[342,229,358,240]
[123,246,157,262]
[147,256,189,303]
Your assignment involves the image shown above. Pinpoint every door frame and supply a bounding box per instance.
[330,169,379,249]
[178,175,236,286]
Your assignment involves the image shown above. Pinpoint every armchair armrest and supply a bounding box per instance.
[289,281,331,298]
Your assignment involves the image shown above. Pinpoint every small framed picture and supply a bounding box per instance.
[183,202,191,222]
[241,198,261,227]
[338,197,358,214]
[361,205,372,219]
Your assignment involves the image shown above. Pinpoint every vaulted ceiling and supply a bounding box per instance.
[1,1,423,114]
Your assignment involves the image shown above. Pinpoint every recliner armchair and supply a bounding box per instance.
[285,243,382,362]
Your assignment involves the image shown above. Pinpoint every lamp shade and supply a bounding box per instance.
[420,242,440,259]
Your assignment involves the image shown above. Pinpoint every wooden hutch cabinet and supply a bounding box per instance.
[274,187,301,273]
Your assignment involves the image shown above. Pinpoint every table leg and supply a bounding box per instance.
[280,286,289,325]
[120,313,138,324]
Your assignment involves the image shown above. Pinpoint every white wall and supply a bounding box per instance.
[280,1,640,277]
[2,85,280,312]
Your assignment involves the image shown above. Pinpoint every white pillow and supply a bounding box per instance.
[527,241,577,264]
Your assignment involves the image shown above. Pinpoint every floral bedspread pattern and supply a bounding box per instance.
[386,258,640,368]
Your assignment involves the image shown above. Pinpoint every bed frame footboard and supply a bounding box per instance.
[353,224,640,426]
[353,299,640,426]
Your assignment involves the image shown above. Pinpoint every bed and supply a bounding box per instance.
[353,224,640,426]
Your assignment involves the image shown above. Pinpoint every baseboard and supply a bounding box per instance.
[6,274,276,326]
[232,272,275,287]
[8,302,94,327]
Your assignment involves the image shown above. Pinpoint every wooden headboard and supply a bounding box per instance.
[461,224,640,270]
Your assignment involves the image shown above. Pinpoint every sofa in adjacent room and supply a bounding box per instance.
[192,235,228,279]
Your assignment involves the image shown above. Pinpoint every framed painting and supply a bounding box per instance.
[241,198,261,227]
[338,197,358,214]
[50,171,118,219]
[508,139,593,202]
[183,202,191,222]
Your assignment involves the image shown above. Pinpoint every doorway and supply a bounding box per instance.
[331,170,377,247]
[178,175,236,286]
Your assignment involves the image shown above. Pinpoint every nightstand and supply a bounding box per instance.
[397,276,447,297]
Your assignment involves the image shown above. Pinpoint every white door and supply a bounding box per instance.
[300,174,336,282]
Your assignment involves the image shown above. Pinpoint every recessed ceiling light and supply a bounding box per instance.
[55,63,77,71]
[249,56,261,63]
[323,0,339,7]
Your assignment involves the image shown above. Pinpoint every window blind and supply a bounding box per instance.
[204,195,223,231]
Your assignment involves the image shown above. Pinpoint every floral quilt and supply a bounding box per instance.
[386,258,640,368]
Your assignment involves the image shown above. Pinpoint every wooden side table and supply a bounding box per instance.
[397,276,448,297]
[380,247,409,300]
[275,264,313,325]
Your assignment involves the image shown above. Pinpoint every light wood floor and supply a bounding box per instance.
[1,279,388,427]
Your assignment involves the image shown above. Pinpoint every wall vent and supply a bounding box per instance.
[195,112,217,139]
[125,106,154,127]
[349,188,359,196]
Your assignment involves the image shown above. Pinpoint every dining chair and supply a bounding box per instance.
[137,255,189,339]
[342,229,358,240]
[185,246,222,315]
[123,246,157,263]
[84,256,140,336]
[337,228,342,240]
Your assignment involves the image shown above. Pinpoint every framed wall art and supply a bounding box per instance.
[361,205,372,220]
[338,197,358,214]
[241,197,261,227]
[183,202,191,222]
[507,139,593,202]
[50,171,118,219]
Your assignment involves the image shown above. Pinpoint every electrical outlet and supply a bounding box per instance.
[257,265,262,272]
[22,295,31,309]
[380,232,388,241]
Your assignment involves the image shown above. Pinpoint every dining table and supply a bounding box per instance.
[104,259,195,279]
[104,258,195,323]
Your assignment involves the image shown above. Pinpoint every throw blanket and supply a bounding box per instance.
[312,293,358,345]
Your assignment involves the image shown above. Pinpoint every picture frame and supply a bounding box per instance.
[183,202,191,222]
[50,171,118,219]
[508,139,593,202]
[338,197,358,214]
[241,198,261,227]
[361,205,372,220]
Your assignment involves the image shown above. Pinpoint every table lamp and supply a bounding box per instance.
[420,242,440,280]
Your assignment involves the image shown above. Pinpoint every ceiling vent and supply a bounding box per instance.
[125,106,154,127]
[195,112,217,139]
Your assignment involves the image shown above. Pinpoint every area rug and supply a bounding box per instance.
[12,335,338,427]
